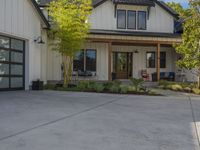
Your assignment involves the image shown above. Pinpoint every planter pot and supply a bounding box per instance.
[32,81,44,90]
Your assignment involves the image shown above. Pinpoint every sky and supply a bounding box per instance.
[163,0,189,8]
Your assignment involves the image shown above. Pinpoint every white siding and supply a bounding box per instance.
[89,1,175,33]
[0,0,47,89]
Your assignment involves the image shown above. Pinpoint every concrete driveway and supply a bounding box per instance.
[0,91,199,150]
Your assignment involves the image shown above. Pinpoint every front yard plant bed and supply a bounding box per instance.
[45,79,160,96]
[158,80,200,95]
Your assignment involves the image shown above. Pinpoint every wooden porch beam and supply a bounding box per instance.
[157,43,161,81]
[87,38,179,45]
[108,42,112,81]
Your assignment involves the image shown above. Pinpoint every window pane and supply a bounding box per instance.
[0,77,9,88]
[117,10,126,29]
[73,50,84,71]
[86,50,96,72]
[11,52,23,63]
[0,36,9,48]
[0,50,9,61]
[127,11,136,29]
[160,52,166,68]
[0,63,9,75]
[138,11,146,30]
[11,39,24,51]
[147,52,155,68]
[11,65,23,75]
[11,77,23,88]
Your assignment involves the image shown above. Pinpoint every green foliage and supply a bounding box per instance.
[48,0,92,85]
[168,1,200,87]
[94,84,105,93]
[120,85,129,94]
[192,88,200,94]
[171,84,183,91]
[103,82,114,90]
[77,81,89,91]
[110,85,120,93]
[130,78,144,92]
[184,87,192,93]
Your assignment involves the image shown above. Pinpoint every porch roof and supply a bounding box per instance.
[88,30,182,45]
[89,29,181,38]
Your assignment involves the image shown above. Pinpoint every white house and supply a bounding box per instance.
[0,0,196,91]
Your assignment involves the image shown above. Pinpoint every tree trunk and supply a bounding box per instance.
[63,55,67,86]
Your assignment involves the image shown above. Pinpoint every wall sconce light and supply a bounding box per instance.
[34,36,45,44]
[134,50,139,53]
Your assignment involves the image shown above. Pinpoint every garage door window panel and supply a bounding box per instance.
[0,36,10,49]
[11,77,23,88]
[0,77,9,88]
[0,50,9,62]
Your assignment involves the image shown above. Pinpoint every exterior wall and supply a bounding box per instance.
[46,42,109,81]
[89,1,174,33]
[0,0,47,89]
[112,45,176,80]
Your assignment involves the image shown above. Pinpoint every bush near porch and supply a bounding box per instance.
[44,78,159,96]
[158,80,200,95]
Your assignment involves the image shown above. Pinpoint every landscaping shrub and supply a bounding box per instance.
[94,83,105,93]
[128,86,136,92]
[110,85,120,93]
[159,80,170,89]
[192,88,200,95]
[184,87,192,93]
[77,81,89,91]
[130,78,144,92]
[87,81,96,89]
[103,82,114,90]
[171,84,183,91]
[120,85,129,94]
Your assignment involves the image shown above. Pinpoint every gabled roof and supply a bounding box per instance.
[39,0,179,19]
[112,0,155,7]
[30,0,50,28]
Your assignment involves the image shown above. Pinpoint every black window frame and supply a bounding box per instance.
[127,10,136,30]
[73,49,97,72]
[146,52,156,68]
[160,52,166,68]
[86,49,97,72]
[117,9,126,29]
[137,11,147,30]
[0,35,25,91]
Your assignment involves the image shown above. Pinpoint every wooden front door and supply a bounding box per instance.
[113,52,132,79]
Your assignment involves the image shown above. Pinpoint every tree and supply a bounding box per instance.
[168,1,200,87]
[48,0,92,86]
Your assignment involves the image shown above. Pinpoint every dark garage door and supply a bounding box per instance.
[0,35,25,90]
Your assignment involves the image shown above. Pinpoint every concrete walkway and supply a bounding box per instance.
[0,91,199,150]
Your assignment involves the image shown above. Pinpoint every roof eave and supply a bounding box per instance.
[30,0,51,29]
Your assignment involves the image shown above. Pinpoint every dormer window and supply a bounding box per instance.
[138,11,147,30]
[117,10,147,30]
[117,10,126,29]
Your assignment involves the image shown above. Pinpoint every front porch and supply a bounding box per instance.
[86,32,181,82]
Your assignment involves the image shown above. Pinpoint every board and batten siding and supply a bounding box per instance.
[0,0,48,89]
[89,0,174,33]
[46,42,109,81]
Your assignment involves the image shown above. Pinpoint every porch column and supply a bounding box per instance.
[108,42,112,81]
[157,43,161,81]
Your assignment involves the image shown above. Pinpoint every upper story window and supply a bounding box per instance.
[117,10,147,30]
[127,10,136,29]
[117,10,126,29]
[138,11,147,30]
